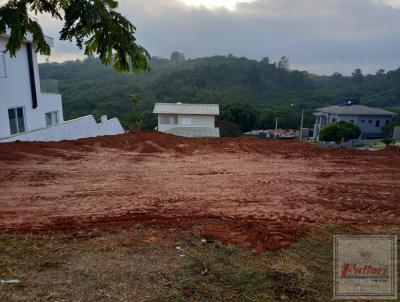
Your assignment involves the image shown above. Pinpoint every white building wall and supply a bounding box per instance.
[0,37,64,139]
[178,114,215,127]
[313,112,394,139]
[339,115,392,135]
[158,114,215,132]
[0,116,124,142]
[158,114,178,132]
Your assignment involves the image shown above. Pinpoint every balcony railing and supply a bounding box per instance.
[40,79,59,94]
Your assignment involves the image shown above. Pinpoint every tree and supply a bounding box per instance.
[220,100,258,133]
[256,109,274,130]
[382,138,393,148]
[141,112,158,130]
[170,51,185,63]
[319,121,361,144]
[381,111,400,137]
[216,120,242,137]
[0,0,150,72]
[246,65,261,88]
[123,95,143,130]
[261,57,270,64]
[277,56,289,70]
[331,72,344,81]
[352,68,364,84]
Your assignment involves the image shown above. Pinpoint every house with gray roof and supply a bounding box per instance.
[153,102,220,137]
[313,103,397,140]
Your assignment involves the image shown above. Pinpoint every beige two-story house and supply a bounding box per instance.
[153,102,220,137]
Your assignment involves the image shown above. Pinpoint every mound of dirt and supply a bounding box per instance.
[1,130,395,162]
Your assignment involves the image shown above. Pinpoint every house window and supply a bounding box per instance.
[181,117,192,126]
[45,111,59,127]
[386,120,390,125]
[8,107,26,135]
[0,54,6,78]
[368,120,373,124]
[375,120,380,127]
[350,120,354,123]
[160,115,178,125]
[361,120,365,123]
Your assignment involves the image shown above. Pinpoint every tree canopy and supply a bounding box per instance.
[0,0,149,72]
[220,100,258,133]
[38,54,400,131]
[319,121,361,143]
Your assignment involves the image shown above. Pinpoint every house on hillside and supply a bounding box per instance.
[0,33,124,142]
[153,102,220,137]
[313,102,397,140]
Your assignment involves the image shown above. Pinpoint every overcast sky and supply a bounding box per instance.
[36,0,400,75]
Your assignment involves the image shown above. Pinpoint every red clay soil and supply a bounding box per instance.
[0,131,399,251]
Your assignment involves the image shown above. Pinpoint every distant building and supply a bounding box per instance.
[394,126,400,140]
[153,102,220,137]
[245,129,297,138]
[0,32,124,142]
[313,103,397,140]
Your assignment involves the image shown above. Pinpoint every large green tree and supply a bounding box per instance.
[220,99,258,133]
[0,0,149,72]
[122,94,143,130]
[319,121,361,144]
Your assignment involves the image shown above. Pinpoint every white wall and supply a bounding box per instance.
[158,114,216,132]
[338,115,392,135]
[314,112,394,139]
[0,37,64,139]
[178,114,215,127]
[0,115,124,142]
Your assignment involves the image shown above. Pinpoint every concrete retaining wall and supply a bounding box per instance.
[0,115,124,142]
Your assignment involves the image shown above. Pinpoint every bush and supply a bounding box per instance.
[319,121,361,144]
[216,120,242,137]
[220,100,258,133]
[382,138,393,146]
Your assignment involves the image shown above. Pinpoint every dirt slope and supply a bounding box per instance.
[0,131,399,251]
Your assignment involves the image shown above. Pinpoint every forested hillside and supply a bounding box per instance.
[39,54,400,130]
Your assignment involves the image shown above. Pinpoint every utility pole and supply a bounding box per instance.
[274,117,279,139]
[299,109,304,141]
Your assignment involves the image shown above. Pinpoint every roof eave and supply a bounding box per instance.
[153,111,219,115]
[316,108,397,116]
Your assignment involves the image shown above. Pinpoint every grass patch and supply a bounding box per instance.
[1,224,399,301]
[147,228,333,302]
[148,225,400,302]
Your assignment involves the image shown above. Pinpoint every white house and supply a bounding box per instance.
[313,102,397,140]
[0,33,124,142]
[153,102,220,137]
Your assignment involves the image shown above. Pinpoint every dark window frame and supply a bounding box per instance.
[0,53,6,78]
[8,107,26,135]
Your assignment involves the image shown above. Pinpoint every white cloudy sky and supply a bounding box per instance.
[33,0,400,75]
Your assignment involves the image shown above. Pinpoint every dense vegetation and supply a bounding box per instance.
[39,54,400,131]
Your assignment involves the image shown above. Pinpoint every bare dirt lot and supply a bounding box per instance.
[0,132,399,253]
